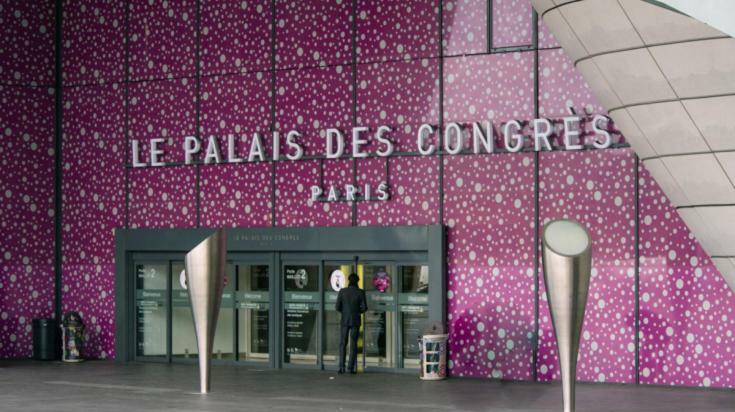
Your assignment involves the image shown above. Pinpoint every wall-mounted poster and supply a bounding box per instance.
[284,266,317,291]
[330,269,345,292]
[284,303,317,361]
[373,271,391,293]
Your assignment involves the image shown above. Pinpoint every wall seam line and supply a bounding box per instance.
[53,0,63,322]
[532,8,540,384]
[195,0,202,228]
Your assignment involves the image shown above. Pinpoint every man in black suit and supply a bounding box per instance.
[335,273,367,374]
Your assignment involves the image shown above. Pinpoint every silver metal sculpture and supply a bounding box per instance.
[542,219,592,412]
[183,229,226,394]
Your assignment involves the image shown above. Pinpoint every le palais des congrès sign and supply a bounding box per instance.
[130,114,617,202]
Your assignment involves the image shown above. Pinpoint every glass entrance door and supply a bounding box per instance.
[132,254,274,365]
[134,260,168,361]
[236,262,271,363]
[278,255,429,372]
[171,261,235,362]
[398,264,430,369]
[282,263,320,366]
[361,263,396,369]
[322,262,356,370]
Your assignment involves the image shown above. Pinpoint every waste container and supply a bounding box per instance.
[419,322,448,380]
[32,318,59,360]
[61,312,85,362]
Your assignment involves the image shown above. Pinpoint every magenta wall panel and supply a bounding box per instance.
[538,48,604,118]
[538,19,560,49]
[128,166,197,229]
[356,0,438,63]
[0,85,55,358]
[62,84,125,206]
[492,0,532,48]
[275,0,352,69]
[443,0,488,56]
[60,263,115,359]
[356,156,439,226]
[537,149,637,384]
[444,53,534,123]
[275,160,352,227]
[0,2,54,85]
[0,86,55,206]
[201,0,271,76]
[276,65,352,156]
[128,0,196,81]
[444,154,536,379]
[60,82,124,360]
[128,78,196,164]
[62,1,125,85]
[0,263,54,357]
[357,59,439,153]
[638,166,735,388]
[200,163,272,228]
[200,72,271,158]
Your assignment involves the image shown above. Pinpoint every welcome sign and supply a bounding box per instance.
[130,114,615,202]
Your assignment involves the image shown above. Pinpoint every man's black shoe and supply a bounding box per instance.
[349,370,357,375]
[338,369,345,374]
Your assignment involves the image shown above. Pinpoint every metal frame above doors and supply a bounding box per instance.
[115,225,446,366]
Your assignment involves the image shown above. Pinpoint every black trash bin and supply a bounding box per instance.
[32,318,60,360]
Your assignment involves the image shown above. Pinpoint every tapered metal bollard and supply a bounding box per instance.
[184,229,226,394]
[542,220,592,412]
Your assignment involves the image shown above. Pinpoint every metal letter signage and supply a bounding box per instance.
[542,220,592,412]
[129,111,619,203]
[183,229,227,394]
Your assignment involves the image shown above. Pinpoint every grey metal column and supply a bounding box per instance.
[184,229,227,394]
[542,220,592,412]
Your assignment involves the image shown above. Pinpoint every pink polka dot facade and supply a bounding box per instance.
[275,0,352,69]
[492,0,532,48]
[356,0,438,63]
[0,2,54,85]
[443,0,487,56]
[539,48,604,118]
[128,0,196,81]
[537,150,637,384]
[444,154,536,379]
[128,78,196,164]
[199,163,272,228]
[0,85,55,358]
[357,156,440,226]
[62,1,125,85]
[275,160,352,227]
[444,53,534,122]
[0,0,733,392]
[201,0,271,76]
[639,166,735,389]
[277,65,352,156]
[129,166,197,229]
[357,59,439,152]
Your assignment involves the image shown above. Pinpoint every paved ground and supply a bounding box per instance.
[1,360,734,411]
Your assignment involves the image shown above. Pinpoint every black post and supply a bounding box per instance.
[53,0,63,322]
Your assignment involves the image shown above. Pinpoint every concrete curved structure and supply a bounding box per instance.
[531,0,735,292]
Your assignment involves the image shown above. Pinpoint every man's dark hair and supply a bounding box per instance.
[348,273,359,286]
